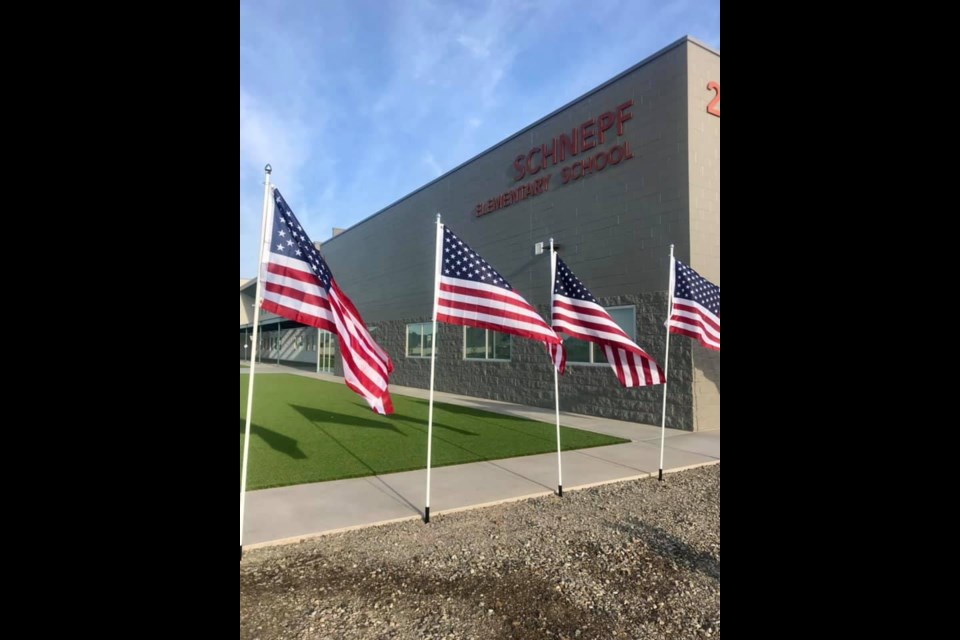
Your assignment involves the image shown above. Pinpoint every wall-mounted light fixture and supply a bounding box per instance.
[535,240,561,255]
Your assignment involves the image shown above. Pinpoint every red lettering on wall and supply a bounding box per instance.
[526,148,542,175]
[558,131,578,161]
[555,142,634,186]
[542,138,557,169]
[478,98,640,216]
[609,145,623,164]
[476,174,554,216]
[580,119,596,152]
[512,100,632,179]
[513,155,526,181]
[597,112,614,144]
[707,81,720,117]
[616,100,633,135]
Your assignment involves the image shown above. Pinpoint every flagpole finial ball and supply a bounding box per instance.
[264,164,272,174]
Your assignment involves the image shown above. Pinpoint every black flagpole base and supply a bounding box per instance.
[658,469,664,482]
[558,485,563,497]
[424,507,430,523]
[240,545,243,561]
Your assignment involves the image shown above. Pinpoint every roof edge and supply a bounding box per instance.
[685,34,720,57]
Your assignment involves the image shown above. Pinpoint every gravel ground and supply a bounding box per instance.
[241,463,720,639]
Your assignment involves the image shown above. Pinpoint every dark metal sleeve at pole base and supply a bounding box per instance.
[558,485,563,497]
[240,545,243,561]
[424,507,430,523]
[658,469,664,482]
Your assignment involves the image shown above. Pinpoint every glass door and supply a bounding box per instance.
[317,330,335,374]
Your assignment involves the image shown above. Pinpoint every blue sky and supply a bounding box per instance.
[240,0,719,278]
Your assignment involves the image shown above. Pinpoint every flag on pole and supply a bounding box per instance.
[261,188,395,414]
[437,225,561,347]
[552,257,664,387]
[668,259,720,351]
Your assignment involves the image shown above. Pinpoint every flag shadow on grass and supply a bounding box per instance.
[395,418,556,493]
[411,399,561,446]
[410,399,534,424]
[291,402,552,494]
[289,405,421,515]
[329,401,479,437]
[290,405,406,435]
[238,419,307,459]
[389,412,478,437]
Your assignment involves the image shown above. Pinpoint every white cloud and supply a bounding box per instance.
[456,34,491,59]
[240,0,719,277]
[239,89,315,275]
[422,151,443,177]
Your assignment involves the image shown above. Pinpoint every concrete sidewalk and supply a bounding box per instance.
[241,363,720,548]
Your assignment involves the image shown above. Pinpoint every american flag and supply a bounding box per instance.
[668,259,720,351]
[260,188,394,414]
[438,226,560,348]
[551,256,664,387]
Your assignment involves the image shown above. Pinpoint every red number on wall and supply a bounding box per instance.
[707,81,720,117]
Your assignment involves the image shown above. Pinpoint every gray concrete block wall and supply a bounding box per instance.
[333,292,694,429]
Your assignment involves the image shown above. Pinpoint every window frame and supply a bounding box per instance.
[405,322,434,359]
[462,326,512,362]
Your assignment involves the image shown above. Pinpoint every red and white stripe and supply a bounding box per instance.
[669,298,720,351]
[260,252,394,415]
[552,295,664,387]
[437,276,560,346]
[548,341,566,375]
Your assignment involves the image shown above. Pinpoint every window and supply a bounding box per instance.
[406,322,434,358]
[564,305,636,364]
[464,327,511,360]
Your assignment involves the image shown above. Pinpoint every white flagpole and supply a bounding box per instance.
[658,244,675,482]
[550,238,563,497]
[424,213,443,523]
[240,164,273,560]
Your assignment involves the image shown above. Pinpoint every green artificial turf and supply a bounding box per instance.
[240,374,628,490]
